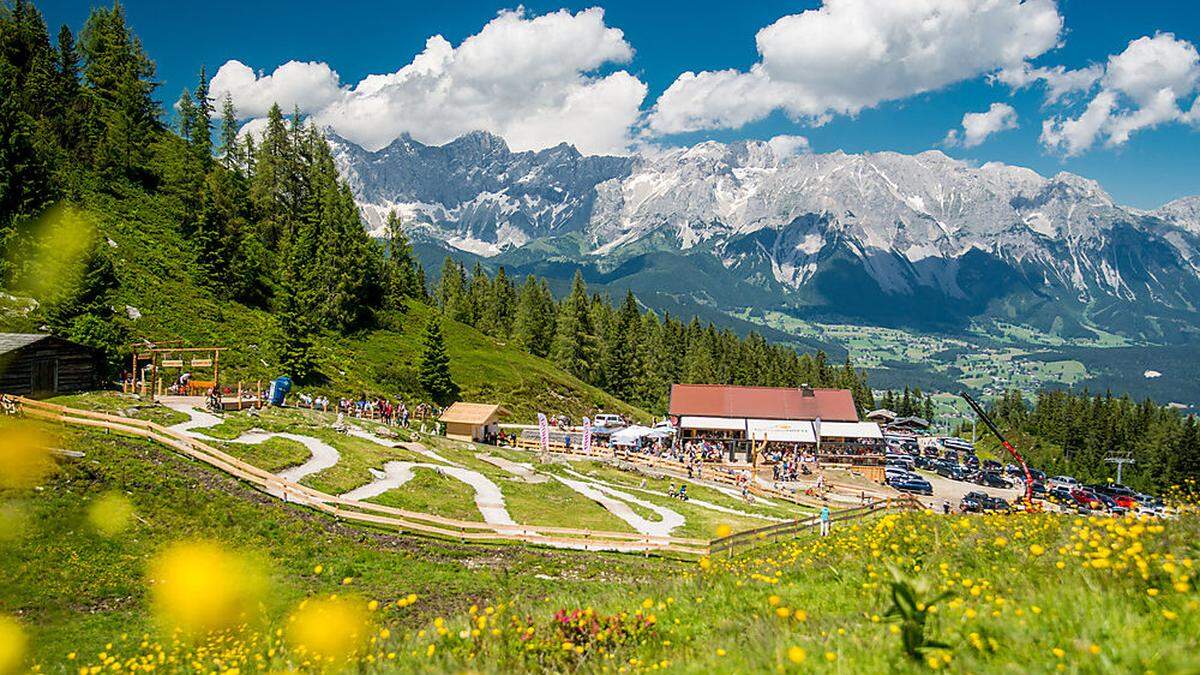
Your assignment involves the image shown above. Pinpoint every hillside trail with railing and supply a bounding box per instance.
[6,395,920,555]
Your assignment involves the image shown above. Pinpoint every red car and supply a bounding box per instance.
[1114,494,1138,509]
[1070,488,1104,510]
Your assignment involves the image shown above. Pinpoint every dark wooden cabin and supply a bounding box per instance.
[0,333,101,398]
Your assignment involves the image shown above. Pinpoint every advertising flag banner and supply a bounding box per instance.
[582,417,592,454]
[537,413,550,454]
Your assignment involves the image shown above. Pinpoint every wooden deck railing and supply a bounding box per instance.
[8,396,918,557]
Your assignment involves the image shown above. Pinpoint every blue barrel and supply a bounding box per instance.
[268,375,293,406]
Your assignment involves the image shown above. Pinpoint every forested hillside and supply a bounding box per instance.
[977,389,1200,493]
[0,0,870,417]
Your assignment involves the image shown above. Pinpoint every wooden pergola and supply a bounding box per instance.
[127,342,226,398]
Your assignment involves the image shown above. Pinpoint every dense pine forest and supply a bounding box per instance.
[985,388,1200,493]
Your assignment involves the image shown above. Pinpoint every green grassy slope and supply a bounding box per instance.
[5,415,1197,673]
[52,187,644,421]
[0,417,677,667]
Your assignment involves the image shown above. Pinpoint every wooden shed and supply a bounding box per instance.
[439,402,510,443]
[0,333,101,398]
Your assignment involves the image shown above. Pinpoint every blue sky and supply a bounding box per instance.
[40,0,1200,208]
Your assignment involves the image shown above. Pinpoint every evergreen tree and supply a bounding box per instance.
[383,210,422,309]
[437,256,469,322]
[175,89,194,141]
[486,266,516,337]
[418,316,458,405]
[601,290,639,399]
[249,103,291,246]
[189,65,212,160]
[79,1,160,180]
[272,282,316,382]
[549,270,595,380]
[218,92,240,171]
[512,274,554,357]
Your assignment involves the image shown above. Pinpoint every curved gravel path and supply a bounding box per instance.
[164,402,341,483]
[343,425,463,467]
[552,475,685,537]
[339,461,516,525]
[561,468,786,523]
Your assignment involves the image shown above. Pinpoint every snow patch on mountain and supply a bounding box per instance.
[331,130,1200,315]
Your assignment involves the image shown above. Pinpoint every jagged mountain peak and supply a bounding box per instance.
[331,131,1200,336]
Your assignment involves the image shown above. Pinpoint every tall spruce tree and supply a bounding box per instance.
[418,316,458,405]
[549,270,595,380]
[79,1,159,180]
[383,210,422,308]
[189,65,212,160]
[218,93,240,171]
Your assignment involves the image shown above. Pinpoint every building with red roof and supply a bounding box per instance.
[668,384,882,466]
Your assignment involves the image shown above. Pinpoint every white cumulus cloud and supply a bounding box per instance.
[765,134,811,158]
[945,103,1019,147]
[211,7,646,155]
[647,0,1063,135]
[1042,32,1200,155]
[211,60,344,119]
[994,62,1103,104]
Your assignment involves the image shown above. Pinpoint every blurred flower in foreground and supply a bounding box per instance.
[0,615,26,675]
[0,421,56,489]
[88,492,134,537]
[287,596,372,664]
[6,205,95,302]
[149,540,265,635]
[715,524,733,538]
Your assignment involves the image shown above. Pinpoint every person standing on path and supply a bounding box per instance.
[819,505,831,536]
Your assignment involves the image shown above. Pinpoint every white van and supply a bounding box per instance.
[592,413,625,429]
[1049,475,1079,490]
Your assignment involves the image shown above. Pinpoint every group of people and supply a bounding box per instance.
[765,447,817,482]
[289,393,443,431]
[681,437,728,463]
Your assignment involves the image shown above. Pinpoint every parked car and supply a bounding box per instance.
[1113,494,1138,509]
[592,413,625,429]
[1048,485,1074,503]
[1069,488,1105,510]
[975,471,1013,489]
[948,465,973,482]
[982,459,1002,472]
[890,475,933,496]
[960,491,989,513]
[1094,483,1138,499]
[1049,475,1080,490]
[984,495,1012,512]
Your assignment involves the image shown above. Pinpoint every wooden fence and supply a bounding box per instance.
[8,396,918,557]
[708,495,923,556]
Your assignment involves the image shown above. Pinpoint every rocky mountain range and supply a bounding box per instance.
[329,131,1200,343]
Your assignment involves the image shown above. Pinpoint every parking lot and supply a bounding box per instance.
[909,469,1023,509]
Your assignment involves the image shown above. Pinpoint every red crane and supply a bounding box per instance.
[960,392,1034,504]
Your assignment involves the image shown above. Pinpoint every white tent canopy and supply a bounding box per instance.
[746,418,816,443]
[611,425,655,446]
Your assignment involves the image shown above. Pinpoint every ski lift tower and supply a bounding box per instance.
[1105,456,1135,484]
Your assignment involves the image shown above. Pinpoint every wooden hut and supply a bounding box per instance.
[439,402,510,443]
[0,333,101,398]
